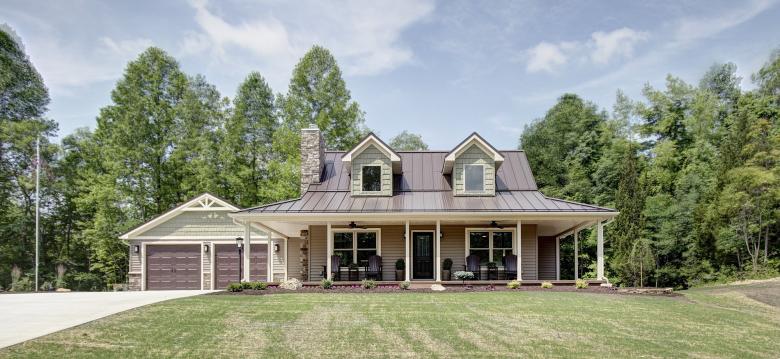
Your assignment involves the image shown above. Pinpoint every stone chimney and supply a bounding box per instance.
[300,124,325,194]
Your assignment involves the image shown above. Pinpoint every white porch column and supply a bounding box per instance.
[267,232,274,282]
[404,220,410,282]
[283,237,289,281]
[326,222,333,280]
[244,224,251,282]
[516,220,522,281]
[597,220,605,280]
[574,230,579,280]
[555,236,560,280]
[435,220,441,282]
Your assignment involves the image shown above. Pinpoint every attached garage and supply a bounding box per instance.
[120,193,291,291]
[146,244,201,290]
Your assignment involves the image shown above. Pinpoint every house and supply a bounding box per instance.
[122,125,618,290]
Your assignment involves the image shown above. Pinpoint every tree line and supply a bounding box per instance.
[2,22,778,290]
[521,55,780,287]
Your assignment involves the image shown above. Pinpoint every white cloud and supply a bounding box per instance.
[590,27,648,64]
[526,41,577,73]
[675,0,776,43]
[525,27,648,73]
[181,0,434,78]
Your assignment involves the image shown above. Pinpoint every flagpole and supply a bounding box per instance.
[35,136,40,292]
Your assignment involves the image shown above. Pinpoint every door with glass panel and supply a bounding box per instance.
[412,231,434,279]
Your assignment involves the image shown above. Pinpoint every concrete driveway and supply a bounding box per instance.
[0,290,213,348]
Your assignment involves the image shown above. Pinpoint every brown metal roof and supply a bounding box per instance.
[238,151,615,214]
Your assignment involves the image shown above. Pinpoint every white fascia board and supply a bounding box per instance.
[443,134,505,173]
[119,193,240,240]
[229,211,620,223]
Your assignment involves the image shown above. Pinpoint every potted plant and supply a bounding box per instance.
[395,259,405,281]
[442,258,453,281]
[454,271,475,284]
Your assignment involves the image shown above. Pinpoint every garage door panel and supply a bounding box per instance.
[249,246,268,282]
[215,244,240,289]
[146,244,201,290]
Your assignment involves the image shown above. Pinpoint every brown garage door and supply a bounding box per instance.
[146,244,201,290]
[214,244,241,289]
[249,244,268,282]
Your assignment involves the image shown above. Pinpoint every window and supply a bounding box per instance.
[464,164,484,192]
[467,230,514,265]
[362,165,382,192]
[332,230,380,267]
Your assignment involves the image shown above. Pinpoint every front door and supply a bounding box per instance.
[412,231,434,279]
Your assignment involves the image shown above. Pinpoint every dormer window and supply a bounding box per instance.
[361,165,382,192]
[464,164,484,192]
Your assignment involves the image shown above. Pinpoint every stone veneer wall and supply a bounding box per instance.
[300,125,325,194]
[128,273,141,291]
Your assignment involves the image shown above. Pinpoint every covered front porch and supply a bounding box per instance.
[234,213,612,284]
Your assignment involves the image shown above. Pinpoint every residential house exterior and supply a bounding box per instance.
[122,125,618,290]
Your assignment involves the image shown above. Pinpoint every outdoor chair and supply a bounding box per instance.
[365,255,383,280]
[321,255,342,281]
[464,254,481,280]
[503,254,518,280]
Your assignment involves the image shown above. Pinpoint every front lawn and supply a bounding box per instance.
[3,282,779,358]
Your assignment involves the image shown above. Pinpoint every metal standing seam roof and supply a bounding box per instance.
[238,151,616,214]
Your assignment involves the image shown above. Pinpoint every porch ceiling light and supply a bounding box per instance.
[235,236,244,248]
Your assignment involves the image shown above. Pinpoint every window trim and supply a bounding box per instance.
[463,164,486,193]
[360,164,383,193]
[463,228,516,266]
[332,228,382,268]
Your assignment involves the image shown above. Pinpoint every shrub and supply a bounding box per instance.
[541,281,554,289]
[11,277,33,292]
[395,259,405,270]
[40,281,54,291]
[227,282,243,292]
[250,281,268,290]
[54,278,67,290]
[453,271,475,281]
[399,281,411,290]
[68,272,104,291]
[442,258,453,271]
[361,279,377,289]
[507,280,521,289]
[575,279,589,289]
[241,281,254,290]
[320,279,333,289]
[279,278,303,290]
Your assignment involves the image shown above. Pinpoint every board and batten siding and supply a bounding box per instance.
[351,144,393,196]
[537,236,557,280]
[521,224,538,280]
[453,144,496,196]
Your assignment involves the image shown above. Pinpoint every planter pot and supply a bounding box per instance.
[395,270,405,281]
[442,270,451,281]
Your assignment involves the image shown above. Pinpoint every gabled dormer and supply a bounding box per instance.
[443,133,504,196]
[342,133,401,196]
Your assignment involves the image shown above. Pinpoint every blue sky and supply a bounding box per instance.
[2,0,779,149]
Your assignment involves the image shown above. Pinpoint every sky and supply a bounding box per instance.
[2,0,779,149]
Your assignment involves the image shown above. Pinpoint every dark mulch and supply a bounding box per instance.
[210,283,679,297]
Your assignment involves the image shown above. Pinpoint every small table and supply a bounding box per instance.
[486,266,499,280]
[347,267,360,281]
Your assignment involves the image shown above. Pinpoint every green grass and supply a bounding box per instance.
[3,281,780,358]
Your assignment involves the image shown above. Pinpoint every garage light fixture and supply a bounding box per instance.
[274,243,280,252]
[235,237,244,248]
[203,244,209,253]
[133,245,140,253]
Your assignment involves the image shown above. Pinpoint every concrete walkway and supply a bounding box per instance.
[0,290,213,348]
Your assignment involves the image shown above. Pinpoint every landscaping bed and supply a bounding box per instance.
[212,283,680,296]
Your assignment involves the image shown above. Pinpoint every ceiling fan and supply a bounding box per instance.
[490,221,505,229]
[348,221,367,229]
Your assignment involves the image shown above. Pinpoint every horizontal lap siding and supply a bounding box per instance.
[521,224,538,280]
[441,225,467,272]
[453,144,495,196]
[309,225,327,281]
[351,145,392,196]
[129,241,141,273]
[537,236,557,280]
[380,226,404,281]
[286,237,305,280]
[273,238,285,279]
